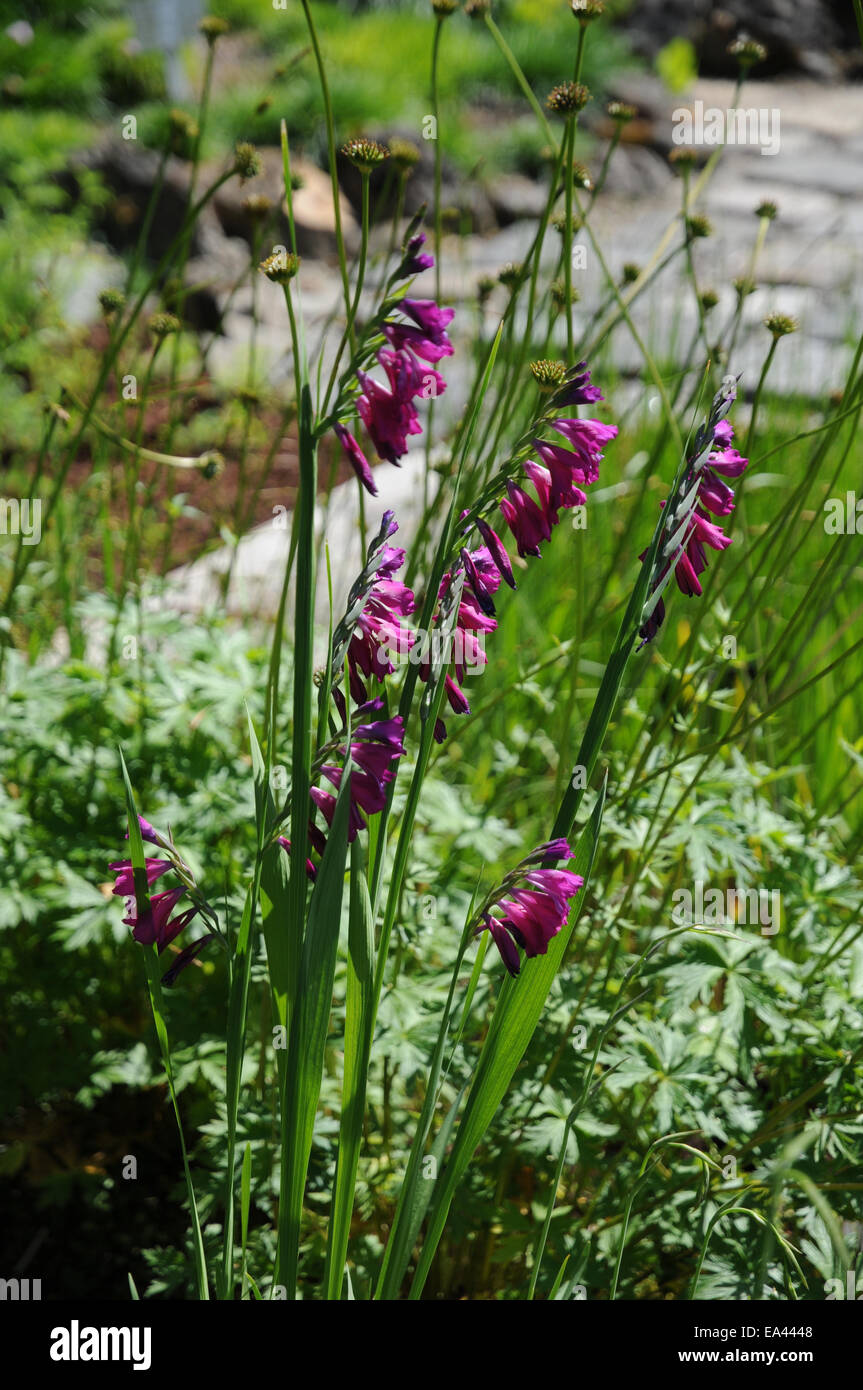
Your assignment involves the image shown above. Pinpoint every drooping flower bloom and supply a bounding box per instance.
[356,365,422,465]
[329,511,416,707]
[476,518,516,590]
[477,841,583,977]
[500,478,553,558]
[334,423,377,496]
[543,416,618,486]
[379,344,447,404]
[125,815,165,846]
[332,238,452,478]
[122,885,198,951]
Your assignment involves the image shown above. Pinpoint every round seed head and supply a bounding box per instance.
[686,213,713,239]
[243,193,273,221]
[728,35,768,67]
[764,312,798,338]
[168,108,199,154]
[669,148,699,175]
[234,142,262,182]
[552,212,583,235]
[341,137,390,174]
[498,262,524,289]
[199,15,229,44]
[606,100,636,124]
[755,199,777,221]
[621,262,641,284]
[148,312,181,339]
[546,82,591,116]
[551,277,579,308]
[389,137,421,173]
[699,288,719,312]
[570,0,604,21]
[734,276,756,299]
[198,451,225,479]
[465,0,491,14]
[259,251,300,283]
[431,0,459,16]
[98,287,125,317]
[477,275,497,303]
[530,359,567,391]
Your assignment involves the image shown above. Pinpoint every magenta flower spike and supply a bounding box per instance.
[477,845,583,976]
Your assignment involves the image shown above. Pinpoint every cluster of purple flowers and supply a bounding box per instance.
[346,532,416,705]
[477,839,584,977]
[419,546,502,743]
[109,819,212,984]
[417,362,615,740]
[640,413,749,642]
[496,366,616,562]
[310,702,405,846]
[335,235,454,494]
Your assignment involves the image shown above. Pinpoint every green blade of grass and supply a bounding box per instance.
[405,777,606,1299]
[324,838,376,1299]
[276,763,352,1298]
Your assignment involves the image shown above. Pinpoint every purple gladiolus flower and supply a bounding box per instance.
[313,704,405,844]
[500,479,552,558]
[494,372,615,561]
[476,518,516,590]
[379,345,447,403]
[160,934,216,987]
[399,232,435,276]
[347,543,416,703]
[125,815,164,846]
[108,857,172,897]
[356,366,422,464]
[418,548,502,740]
[556,361,605,406]
[547,417,618,484]
[639,387,748,643]
[123,886,198,951]
[478,845,583,977]
[277,836,317,881]
[382,298,455,363]
[335,423,377,496]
